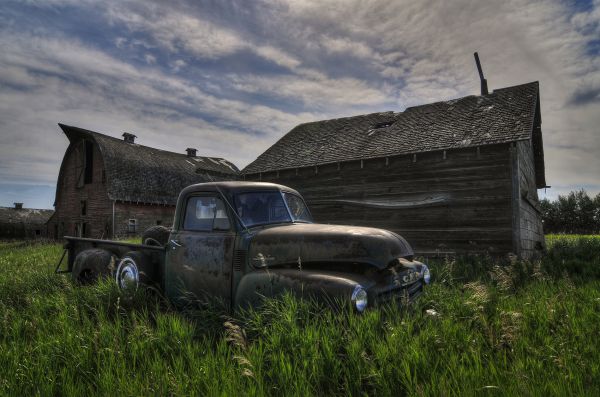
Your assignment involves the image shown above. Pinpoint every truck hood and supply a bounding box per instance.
[248,223,413,270]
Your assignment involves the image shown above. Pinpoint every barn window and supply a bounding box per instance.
[84,140,94,184]
[101,169,106,183]
[35,229,41,236]
[156,220,162,226]
[80,200,87,216]
[82,223,88,237]
[128,219,137,233]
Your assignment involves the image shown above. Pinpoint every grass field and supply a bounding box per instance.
[0,236,599,396]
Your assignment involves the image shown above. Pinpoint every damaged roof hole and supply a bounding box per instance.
[368,120,396,136]
[372,121,395,129]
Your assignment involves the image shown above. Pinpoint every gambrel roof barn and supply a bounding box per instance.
[56,124,238,205]
[48,124,238,240]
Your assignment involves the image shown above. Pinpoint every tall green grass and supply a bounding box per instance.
[0,237,599,396]
[544,234,600,280]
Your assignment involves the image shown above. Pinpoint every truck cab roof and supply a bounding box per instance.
[179,181,302,197]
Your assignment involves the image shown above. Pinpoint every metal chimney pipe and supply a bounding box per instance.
[474,52,488,95]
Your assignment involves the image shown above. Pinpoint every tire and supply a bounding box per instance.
[141,226,170,247]
[115,251,157,291]
[72,249,115,285]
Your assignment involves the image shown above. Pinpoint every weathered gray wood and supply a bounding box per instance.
[516,140,545,258]
[510,144,522,256]
[250,143,515,255]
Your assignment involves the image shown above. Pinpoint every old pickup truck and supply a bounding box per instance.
[57,182,430,312]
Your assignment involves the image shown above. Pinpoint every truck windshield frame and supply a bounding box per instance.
[233,190,312,228]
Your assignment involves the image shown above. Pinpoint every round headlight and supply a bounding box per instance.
[351,285,368,312]
[422,264,431,284]
[115,257,139,291]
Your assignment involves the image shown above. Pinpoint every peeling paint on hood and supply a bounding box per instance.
[248,223,414,270]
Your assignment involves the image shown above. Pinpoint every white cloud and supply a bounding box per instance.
[228,72,391,111]
[169,59,186,72]
[254,45,301,69]
[144,53,156,65]
[106,3,257,61]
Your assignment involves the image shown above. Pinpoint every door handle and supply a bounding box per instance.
[170,239,182,249]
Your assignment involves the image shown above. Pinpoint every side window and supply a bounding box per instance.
[183,196,231,232]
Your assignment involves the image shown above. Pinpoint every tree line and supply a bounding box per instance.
[540,190,600,234]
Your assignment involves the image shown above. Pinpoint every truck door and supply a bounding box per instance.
[165,195,235,307]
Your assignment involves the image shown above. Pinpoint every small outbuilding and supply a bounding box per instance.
[0,203,54,239]
[243,81,547,258]
[47,124,239,239]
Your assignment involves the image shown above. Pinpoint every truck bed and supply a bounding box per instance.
[58,236,166,274]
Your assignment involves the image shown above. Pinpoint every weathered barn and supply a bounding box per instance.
[0,203,54,239]
[243,81,547,258]
[47,124,238,239]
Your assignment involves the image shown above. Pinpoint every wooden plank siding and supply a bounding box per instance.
[516,140,545,258]
[246,143,515,256]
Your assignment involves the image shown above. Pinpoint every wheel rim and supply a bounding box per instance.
[115,257,139,291]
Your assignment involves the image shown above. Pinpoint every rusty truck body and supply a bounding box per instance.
[59,182,430,312]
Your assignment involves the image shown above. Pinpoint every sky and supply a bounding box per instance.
[0,0,599,209]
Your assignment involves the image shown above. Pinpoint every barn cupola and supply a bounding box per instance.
[186,148,197,157]
[122,132,137,144]
[13,203,23,210]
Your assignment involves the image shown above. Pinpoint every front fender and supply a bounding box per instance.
[234,268,376,309]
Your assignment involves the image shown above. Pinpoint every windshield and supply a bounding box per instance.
[234,191,312,227]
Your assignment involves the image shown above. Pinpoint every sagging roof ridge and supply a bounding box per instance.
[241,81,541,175]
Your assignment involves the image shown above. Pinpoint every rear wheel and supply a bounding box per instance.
[72,249,115,285]
[115,251,156,292]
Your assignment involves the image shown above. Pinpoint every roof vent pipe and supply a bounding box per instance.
[122,132,137,144]
[14,203,23,210]
[474,52,488,95]
[186,148,197,157]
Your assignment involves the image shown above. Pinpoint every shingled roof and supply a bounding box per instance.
[243,81,542,175]
[0,206,54,226]
[58,124,239,205]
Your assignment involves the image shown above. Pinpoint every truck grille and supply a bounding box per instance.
[376,280,423,305]
[233,250,246,271]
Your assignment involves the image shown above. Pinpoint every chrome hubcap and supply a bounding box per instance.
[116,258,139,291]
